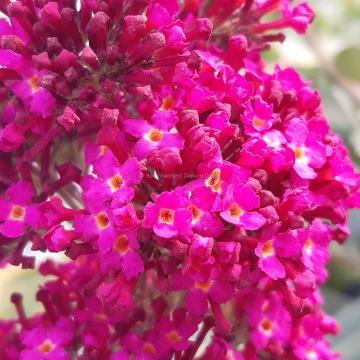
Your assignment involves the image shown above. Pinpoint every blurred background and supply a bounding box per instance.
[1,0,360,358]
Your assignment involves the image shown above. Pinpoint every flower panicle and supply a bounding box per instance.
[0,1,356,359]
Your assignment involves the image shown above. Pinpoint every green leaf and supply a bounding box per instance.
[335,47,360,81]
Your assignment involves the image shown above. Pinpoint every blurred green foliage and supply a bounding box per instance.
[335,47,360,81]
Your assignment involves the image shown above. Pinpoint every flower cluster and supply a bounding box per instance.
[0,0,359,359]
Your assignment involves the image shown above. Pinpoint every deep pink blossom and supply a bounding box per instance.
[245,292,291,350]
[20,318,74,360]
[0,181,39,238]
[220,183,266,230]
[255,225,306,280]
[90,151,142,206]
[241,97,277,135]
[285,118,327,179]
[74,202,117,247]
[99,228,144,279]
[143,191,192,238]
[301,219,331,283]
[124,112,184,159]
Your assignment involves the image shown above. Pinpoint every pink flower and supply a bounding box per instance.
[0,122,26,152]
[301,219,331,283]
[241,97,277,135]
[293,315,340,360]
[177,184,224,238]
[281,2,315,34]
[20,318,74,360]
[0,181,40,238]
[143,191,192,238]
[0,50,55,117]
[90,151,142,206]
[74,203,117,247]
[147,0,179,28]
[99,228,144,279]
[156,313,197,353]
[260,130,295,173]
[245,292,291,350]
[285,118,327,179]
[220,183,266,230]
[97,274,135,308]
[124,111,184,160]
[255,225,305,280]
[185,277,233,317]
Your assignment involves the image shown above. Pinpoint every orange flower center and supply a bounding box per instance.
[304,238,313,255]
[166,330,182,343]
[100,145,109,156]
[147,129,164,143]
[205,168,222,193]
[10,205,26,221]
[194,280,212,292]
[160,96,175,111]
[228,202,243,220]
[262,240,274,258]
[38,339,55,354]
[142,342,157,354]
[108,174,124,191]
[159,208,175,225]
[93,313,107,321]
[114,235,129,255]
[260,319,273,334]
[28,74,40,92]
[295,147,305,160]
[187,204,202,223]
[95,211,110,229]
[252,117,265,128]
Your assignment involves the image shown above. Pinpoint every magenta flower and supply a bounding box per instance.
[255,225,305,280]
[0,50,55,117]
[245,292,291,350]
[285,118,327,179]
[293,315,340,360]
[124,111,184,159]
[155,314,197,354]
[20,318,74,360]
[0,122,26,152]
[147,0,179,28]
[0,181,39,238]
[260,130,295,173]
[99,228,144,279]
[0,0,357,359]
[143,191,192,238]
[198,161,250,196]
[74,203,117,248]
[220,183,266,230]
[301,219,331,283]
[185,277,233,317]
[91,151,142,206]
[171,266,233,333]
[281,2,315,34]
[241,97,277,135]
[177,184,224,238]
